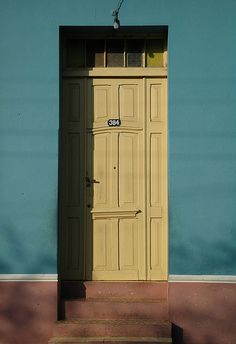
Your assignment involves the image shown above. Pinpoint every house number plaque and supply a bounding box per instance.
[108,119,121,126]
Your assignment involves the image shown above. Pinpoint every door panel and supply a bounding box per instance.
[93,219,110,270]
[150,83,162,122]
[150,133,162,206]
[146,78,168,280]
[118,133,139,207]
[93,133,112,208]
[119,219,139,270]
[118,81,143,128]
[61,79,85,279]
[93,85,112,122]
[119,84,138,121]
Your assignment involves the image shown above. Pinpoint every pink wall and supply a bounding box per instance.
[169,282,236,344]
[0,282,57,344]
[1,281,236,344]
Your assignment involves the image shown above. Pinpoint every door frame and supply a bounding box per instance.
[59,26,168,281]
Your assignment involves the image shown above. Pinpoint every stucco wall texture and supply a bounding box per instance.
[0,0,236,275]
[0,282,57,344]
[0,282,236,344]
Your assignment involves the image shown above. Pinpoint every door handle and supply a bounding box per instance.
[86,177,100,187]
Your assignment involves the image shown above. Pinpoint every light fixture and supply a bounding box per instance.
[112,10,120,30]
[111,0,124,30]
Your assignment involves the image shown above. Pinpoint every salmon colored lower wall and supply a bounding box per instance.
[169,282,236,344]
[1,281,236,344]
[0,282,57,344]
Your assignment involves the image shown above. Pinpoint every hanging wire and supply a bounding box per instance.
[112,0,124,16]
[117,0,125,13]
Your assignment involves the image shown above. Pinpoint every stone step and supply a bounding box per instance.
[53,319,171,338]
[61,282,168,300]
[64,298,168,320]
[49,336,172,344]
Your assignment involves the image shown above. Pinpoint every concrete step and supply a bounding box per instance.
[61,282,168,300]
[53,319,172,338]
[64,298,168,320]
[49,336,172,344]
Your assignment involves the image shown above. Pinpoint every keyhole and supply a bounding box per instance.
[113,166,116,170]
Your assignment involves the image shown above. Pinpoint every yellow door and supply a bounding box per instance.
[60,76,167,281]
[86,78,145,280]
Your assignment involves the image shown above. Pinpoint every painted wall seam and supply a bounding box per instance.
[0,274,58,282]
[169,275,236,283]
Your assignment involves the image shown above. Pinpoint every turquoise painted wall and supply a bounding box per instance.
[0,0,236,274]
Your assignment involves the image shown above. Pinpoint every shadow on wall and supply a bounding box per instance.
[170,282,236,344]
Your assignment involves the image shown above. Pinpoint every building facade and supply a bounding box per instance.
[0,1,236,343]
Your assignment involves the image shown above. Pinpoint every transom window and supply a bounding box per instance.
[63,38,167,69]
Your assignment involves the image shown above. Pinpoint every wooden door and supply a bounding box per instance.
[86,78,145,280]
[60,76,167,281]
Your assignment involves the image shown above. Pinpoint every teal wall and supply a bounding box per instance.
[0,0,236,275]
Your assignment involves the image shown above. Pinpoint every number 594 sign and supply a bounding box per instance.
[108,119,121,127]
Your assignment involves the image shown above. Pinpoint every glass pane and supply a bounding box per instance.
[66,39,85,68]
[127,39,144,67]
[86,39,105,67]
[107,40,124,67]
[146,39,164,67]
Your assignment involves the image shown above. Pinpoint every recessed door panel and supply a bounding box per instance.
[67,133,80,206]
[93,133,112,208]
[119,84,138,120]
[119,219,138,271]
[67,83,82,122]
[150,218,162,270]
[118,132,139,208]
[117,80,143,128]
[150,133,162,207]
[150,84,162,122]
[93,219,109,270]
[93,85,111,121]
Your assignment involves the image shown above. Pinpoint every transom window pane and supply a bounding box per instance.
[146,39,164,67]
[66,39,85,68]
[127,39,144,67]
[107,39,124,67]
[86,39,105,67]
